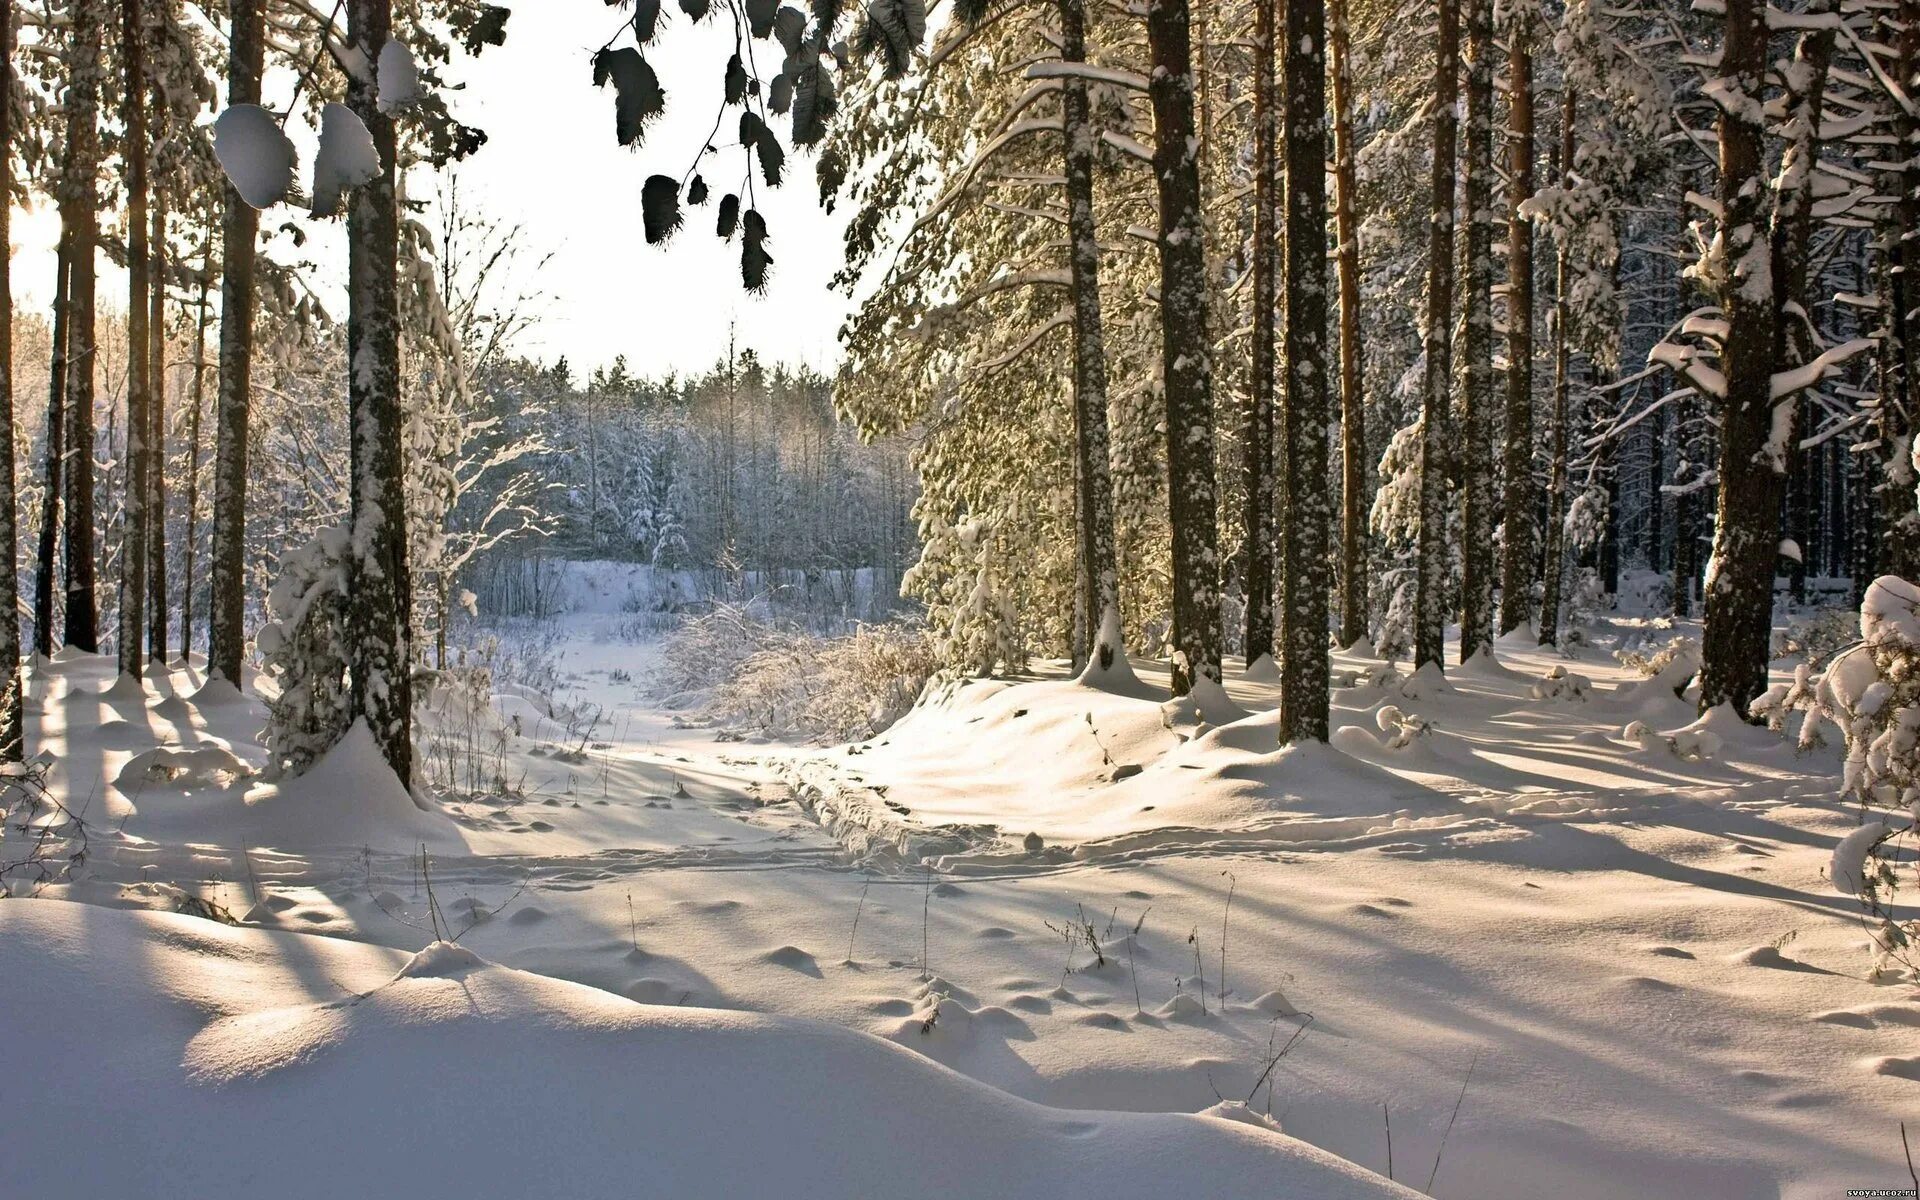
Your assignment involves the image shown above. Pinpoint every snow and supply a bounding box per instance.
[1830,818,1897,897]
[6,624,1917,1197]
[213,103,297,209]
[376,39,421,113]
[310,102,380,218]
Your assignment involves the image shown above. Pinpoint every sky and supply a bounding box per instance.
[9,6,856,381]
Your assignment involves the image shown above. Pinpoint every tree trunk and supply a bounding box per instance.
[1414,0,1459,671]
[34,235,69,661]
[1698,0,1782,717]
[0,0,21,760]
[1457,0,1495,662]
[119,0,151,682]
[1331,0,1367,648]
[1244,0,1278,669]
[149,175,170,662]
[1538,89,1574,647]
[209,0,262,687]
[1498,10,1535,636]
[347,0,414,783]
[1279,0,1329,740]
[180,261,210,662]
[63,3,105,654]
[1148,0,1223,696]
[1060,0,1123,671]
[1875,0,1920,578]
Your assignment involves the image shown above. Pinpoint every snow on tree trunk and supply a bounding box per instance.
[1498,4,1536,638]
[34,234,70,660]
[1243,0,1278,670]
[1331,0,1368,649]
[1279,0,1331,741]
[1060,0,1124,675]
[1148,0,1223,697]
[0,0,20,760]
[209,0,263,687]
[1457,0,1495,663]
[62,1,105,655]
[1876,0,1920,580]
[346,0,415,785]
[1697,0,1782,718]
[1414,0,1459,671]
[1539,89,1575,648]
[118,0,151,683]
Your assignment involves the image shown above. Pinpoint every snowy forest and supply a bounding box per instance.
[3,0,1920,1194]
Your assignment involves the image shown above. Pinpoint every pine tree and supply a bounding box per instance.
[208,0,264,688]
[1148,0,1224,696]
[1456,0,1495,662]
[119,0,152,683]
[1414,0,1460,672]
[1498,2,1536,637]
[1244,0,1278,670]
[1538,89,1574,648]
[62,0,105,654]
[1330,0,1367,648]
[0,0,22,760]
[1278,0,1330,740]
[34,235,69,661]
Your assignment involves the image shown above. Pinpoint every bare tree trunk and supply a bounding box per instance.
[1457,0,1495,662]
[347,0,414,782]
[1875,0,1920,578]
[1244,0,1278,669]
[1148,0,1223,696]
[1698,0,1782,716]
[0,0,21,759]
[1498,9,1535,636]
[34,236,69,661]
[149,173,170,663]
[208,0,262,687]
[1331,0,1367,648]
[1538,90,1575,647]
[118,0,151,682]
[1279,0,1329,740]
[1414,0,1459,671]
[1060,0,1123,671]
[180,260,210,663]
[63,1,104,655]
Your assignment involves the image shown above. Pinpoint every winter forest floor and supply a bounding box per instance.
[1,615,1909,1198]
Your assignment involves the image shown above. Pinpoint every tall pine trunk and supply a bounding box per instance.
[1148,0,1223,696]
[119,0,151,682]
[63,2,105,654]
[1538,90,1574,647]
[149,173,170,662]
[1244,0,1278,669]
[1697,0,1782,716]
[0,0,21,760]
[1876,0,1920,578]
[181,262,210,663]
[1456,0,1495,661]
[347,0,415,782]
[1414,0,1459,671]
[34,237,70,660]
[1278,0,1329,741]
[1060,0,1123,672]
[1331,0,1367,648]
[1498,10,1535,636]
[208,0,262,687]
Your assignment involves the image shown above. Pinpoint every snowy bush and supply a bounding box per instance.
[1530,665,1593,703]
[654,605,937,743]
[1614,634,1699,681]
[257,528,353,779]
[1772,606,1858,666]
[1373,577,1415,664]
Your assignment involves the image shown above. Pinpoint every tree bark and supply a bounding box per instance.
[209,0,262,687]
[1457,0,1495,662]
[1538,89,1575,647]
[1498,9,1535,636]
[34,236,69,661]
[1279,0,1329,740]
[181,260,210,662]
[119,0,151,681]
[1244,0,1278,669]
[347,0,415,782]
[1148,0,1223,696]
[149,166,170,662]
[63,2,105,654]
[0,0,21,759]
[1331,0,1367,648]
[1414,0,1459,671]
[1698,0,1783,717]
[1060,0,1123,671]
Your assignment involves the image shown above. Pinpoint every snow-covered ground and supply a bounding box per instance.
[2,616,1908,1198]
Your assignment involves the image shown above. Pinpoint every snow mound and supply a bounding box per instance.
[0,902,1415,1200]
[240,720,463,851]
[117,743,254,792]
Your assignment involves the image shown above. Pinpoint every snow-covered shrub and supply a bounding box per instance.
[416,638,516,797]
[1621,720,1719,761]
[1772,606,1858,666]
[1373,704,1430,749]
[1615,634,1699,681]
[654,606,937,743]
[1802,577,1920,975]
[257,528,353,779]
[1373,578,1414,664]
[1562,568,1609,648]
[1530,664,1593,703]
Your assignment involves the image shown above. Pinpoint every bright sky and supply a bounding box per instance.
[8,7,854,381]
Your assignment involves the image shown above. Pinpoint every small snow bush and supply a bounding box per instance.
[257,528,352,779]
[1773,606,1859,666]
[1615,634,1699,680]
[1373,578,1414,664]
[1797,577,1920,975]
[1530,664,1593,702]
[1374,704,1430,749]
[655,605,937,743]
